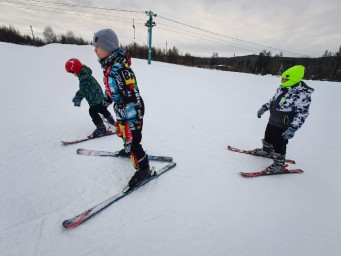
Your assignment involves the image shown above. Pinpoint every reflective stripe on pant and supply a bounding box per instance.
[117,122,149,171]
[129,128,149,171]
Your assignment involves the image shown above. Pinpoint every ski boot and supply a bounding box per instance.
[123,165,155,193]
[266,153,286,173]
[252,139,273,157]
[117,148,130,157]
[90,123,107,138]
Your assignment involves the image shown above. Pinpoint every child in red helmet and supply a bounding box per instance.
[65,58,116,138]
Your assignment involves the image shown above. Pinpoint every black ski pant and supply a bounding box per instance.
[89,104,112,126]
[130,126,149,171]
[264,123,288,155]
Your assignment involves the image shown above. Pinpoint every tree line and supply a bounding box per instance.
[0,25,89,46]
[1,25,340,82]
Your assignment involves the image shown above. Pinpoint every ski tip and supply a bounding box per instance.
[62,222,69,228]
[62,220,80,229]
[287,169,304,173]
[62,220,73,229]
[227,145,238,151]
[240,172,250,177]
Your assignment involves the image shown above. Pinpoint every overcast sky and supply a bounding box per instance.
[1,0,340,57]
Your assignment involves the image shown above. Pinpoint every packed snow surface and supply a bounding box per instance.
[0,43,340,256]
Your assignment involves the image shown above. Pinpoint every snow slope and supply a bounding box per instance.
[0,42,340,256]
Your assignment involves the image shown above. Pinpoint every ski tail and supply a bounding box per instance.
[61,130,116,145]
[62,162,176,228]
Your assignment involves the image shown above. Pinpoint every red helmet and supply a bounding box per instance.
[65,58,82,74]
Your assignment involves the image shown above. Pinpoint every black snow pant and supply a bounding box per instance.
[130,126,149,171]
[89,104,112,126]
[264,123,288,155]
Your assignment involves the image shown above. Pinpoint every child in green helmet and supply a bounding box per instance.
[253,65,314,173]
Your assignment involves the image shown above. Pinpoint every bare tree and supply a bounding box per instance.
[43,26,57,44]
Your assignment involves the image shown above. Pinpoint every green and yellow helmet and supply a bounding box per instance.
[281,65,305,87]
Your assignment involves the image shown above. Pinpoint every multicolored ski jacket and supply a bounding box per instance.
[74,65,105,106]
[100,49,144,128]
[264,81,314,130]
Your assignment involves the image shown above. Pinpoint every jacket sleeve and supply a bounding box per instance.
[291,92,312,130]
[75,76,93,102]
[73,89,85,103]
[263,100,271,110]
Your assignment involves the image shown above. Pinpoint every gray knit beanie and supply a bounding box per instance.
[93,29,119,53]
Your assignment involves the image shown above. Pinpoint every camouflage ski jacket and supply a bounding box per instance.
[264,81,314,130]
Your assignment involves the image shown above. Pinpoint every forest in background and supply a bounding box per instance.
[1,25,340,82]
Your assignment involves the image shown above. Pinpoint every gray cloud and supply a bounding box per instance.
[1,0,340,57]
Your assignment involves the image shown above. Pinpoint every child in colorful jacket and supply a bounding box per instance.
[65,58,115,137]
[92,29,151,191]
[253,65,314,172]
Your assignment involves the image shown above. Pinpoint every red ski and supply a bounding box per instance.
[227,145,296,164]
[61,130,116,145]
[241,168,303,177]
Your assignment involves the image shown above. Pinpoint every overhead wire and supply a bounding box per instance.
[0,0,144,28]
[0,0,146,21]
[1,0,306,57]
[158,15,306,57]
[10,0,145,14]
[157,22,263,55]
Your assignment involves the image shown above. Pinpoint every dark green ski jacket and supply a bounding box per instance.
[74,65,105,106]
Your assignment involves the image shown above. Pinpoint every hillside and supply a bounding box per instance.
[0,42,340,256]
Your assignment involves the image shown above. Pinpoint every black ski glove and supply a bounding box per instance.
[72,96,81,107]
[257,105,268,118]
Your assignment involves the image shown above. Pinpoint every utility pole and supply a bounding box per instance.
[132,19,135,39]
[30,25,35,40]
[165,41,168,61]
[145,10,157,64]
